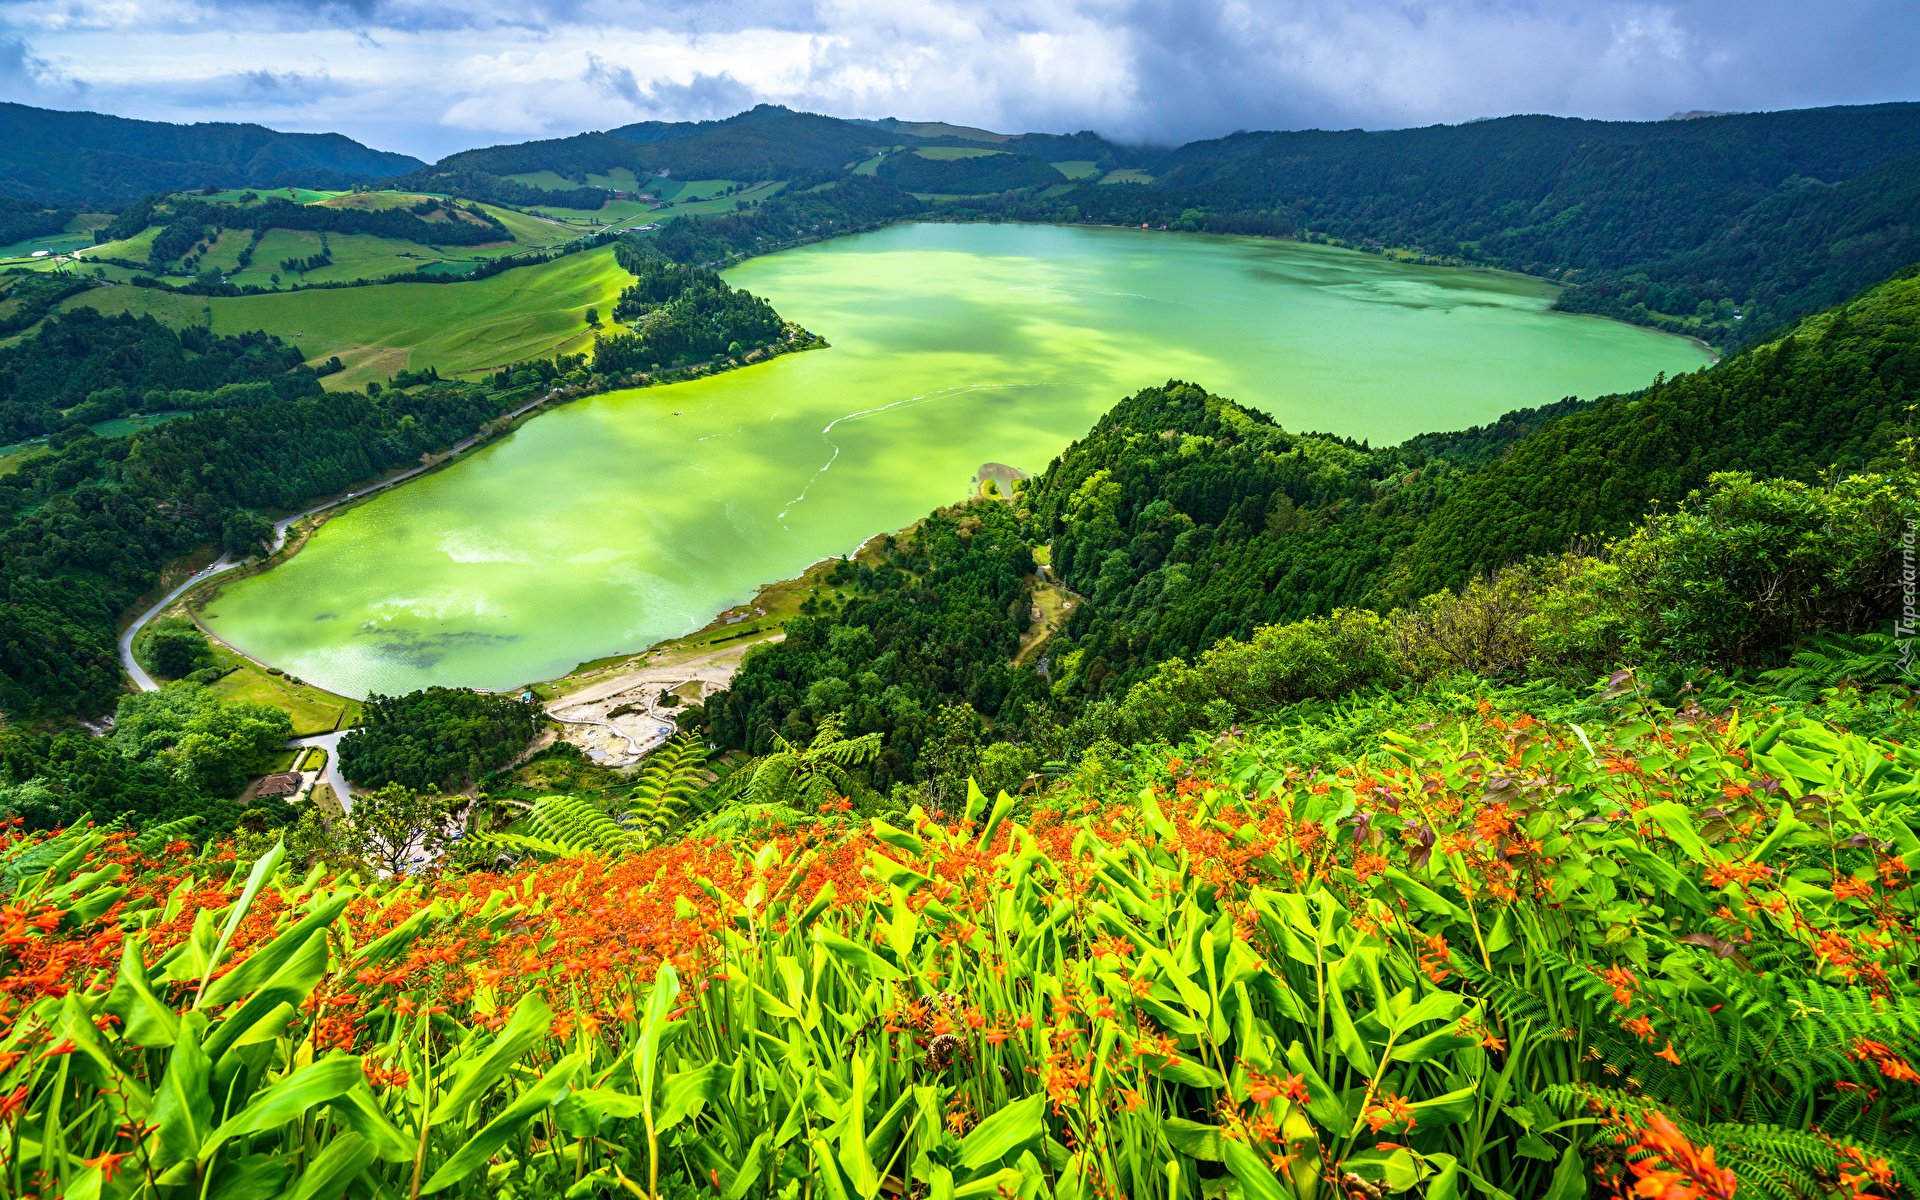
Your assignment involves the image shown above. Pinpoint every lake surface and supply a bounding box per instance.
[204,222,1711,696]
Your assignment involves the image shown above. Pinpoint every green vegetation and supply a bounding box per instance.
[0,680,297,829]
[687,261,1914,801]
[136,614,214,679]
[644,175,923,264]
[0,100,421,207]
[879,149,1064,193]
[592,253,782,373]
[336,686,543,792]
[200,641,362,736]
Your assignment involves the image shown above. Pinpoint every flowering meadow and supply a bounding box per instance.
[3,689,1919,1200]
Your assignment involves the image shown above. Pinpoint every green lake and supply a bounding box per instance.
[203,222,1713,697]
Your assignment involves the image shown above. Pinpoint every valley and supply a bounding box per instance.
[197,221,1708,699]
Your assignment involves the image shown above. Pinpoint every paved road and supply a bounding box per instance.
[288,730,356,812]
[117,555,238,690]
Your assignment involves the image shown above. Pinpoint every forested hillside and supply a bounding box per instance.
[692,260,1918,791]
[0,101,422,206]
[0,327,507,717]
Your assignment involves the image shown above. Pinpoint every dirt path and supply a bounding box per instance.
[543,636,780,765]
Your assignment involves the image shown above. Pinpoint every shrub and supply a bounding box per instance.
[136,615,214,680]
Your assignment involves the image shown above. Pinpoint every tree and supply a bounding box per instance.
[335,782,465,876]
[585,306,599,326]
[112,682,293,798]
[138,616,214,680]
[222,511,275,559]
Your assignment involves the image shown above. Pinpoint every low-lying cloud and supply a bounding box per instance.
[0,0,1913,160]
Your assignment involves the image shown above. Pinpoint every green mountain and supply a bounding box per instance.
[0,102,424,207]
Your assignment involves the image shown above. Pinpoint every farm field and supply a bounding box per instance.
[55,242,632,387]
[1097,168,1154,185]
[1052,160,1103,179]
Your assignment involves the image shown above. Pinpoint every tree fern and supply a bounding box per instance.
[708,715,881,816]
[623,733,711,847]
[132,815,202,857]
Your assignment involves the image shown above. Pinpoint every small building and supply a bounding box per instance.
[257,772,302,798]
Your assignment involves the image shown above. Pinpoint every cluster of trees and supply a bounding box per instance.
[0,194,75,247]
[136,615,215,680]
[0,269,96,337]
[279,248,331,273]
[0,309,320,441]
[384,163,609,211]
[0,680,296,830]
[337,686,542,792]
[876,151,1063,193]
[591,252,783,373]
[98,193,510,266]
[700,502,1050,795]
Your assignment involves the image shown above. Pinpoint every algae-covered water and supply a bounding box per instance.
[203,222,1712,696]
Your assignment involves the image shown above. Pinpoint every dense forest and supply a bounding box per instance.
[591,253,784,372]
[0,100,422,207]
[96,193,510,266]
[337,687,541,792]
[0,329,507,718]
[876,151,1064,193]
[645,175,925,264]
[0,194,74,247]
[0,308,321,441]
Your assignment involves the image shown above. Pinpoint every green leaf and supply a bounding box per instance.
[1220,1138,1289,1200]
[1637,803,1710,864]
[1407,1084,1479,1129]
[200,1056,366,1161]
[1144,1052,1226,1090]
[327,1087,416,1162]
[196,840,285,1007]
[661,1062,723,1131]
[432,989,554,1123]
[1544,1141,1588,1200]
[202,932,331,1062]
[813,927,906,981]
[286,1133,376,1200]
[201,892,353,1011]
[104,936,178,1047]
[421,1052,588,1194]
[635,963,681,1112]
[208,1153,293,1200]
[1161,1118,1225,1161]
[149,1013,212,1170]
[954,1168,1024,1200]
[956,1094,1045,1171]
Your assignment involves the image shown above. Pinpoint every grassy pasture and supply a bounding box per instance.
[651,180,785,218]
[89,242,630,388]
[1052,160,1102,180]
[1097,168,1154,185]
[312,192,438,212]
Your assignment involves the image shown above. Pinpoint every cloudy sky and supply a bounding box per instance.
[0,0,1915,162]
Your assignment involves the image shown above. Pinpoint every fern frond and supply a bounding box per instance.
[132,815,202,857]
[621,733,711,847]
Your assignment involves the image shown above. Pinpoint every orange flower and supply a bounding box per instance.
[1655,1040,1682,1066]
[82,1150,132,1182]
[1832,876,1874,901]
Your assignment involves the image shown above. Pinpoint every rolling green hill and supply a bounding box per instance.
[0,101,422,207]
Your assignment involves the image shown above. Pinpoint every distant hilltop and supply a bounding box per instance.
[1664,110,1733,120]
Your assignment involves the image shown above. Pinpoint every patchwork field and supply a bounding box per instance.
[1052,160,1103,179]
[55,242,634,388]
[911,146,1004,159]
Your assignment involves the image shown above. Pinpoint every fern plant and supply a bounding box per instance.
[1761,630,1904,699]
[470,733,713,862]
[706,715,881,815]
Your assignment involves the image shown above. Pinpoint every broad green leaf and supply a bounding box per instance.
[345,900,444,968]
[208,1153,293,1200]
[202,933,331,1062]
[1637,803,1710,864]
[956,1094,1045,1171]
[149,1013,212,1170]
[200,1056,365,1161]
[1161,1117,1225,1161]
[1145,1052,1227,1090]
[328,1087,415,1162]
[286,1133,376,1200]
[724,1133,772,1200]
[105,936,178,1047]
[1390,990,1462,1032]
[814,928,906,981]
[1545,1140,1588,1200]
[1407,1084,1479,1129]
[201,892,353,1010]
[432,989,554,1123]
[196,840,286,1007]
[1283,1041,1349,1131]
[1220,1138,1289,1200]
[636,963,681,1113]
[421,1051,588,1194]
[660,1063,723,1132]
[954,1168,1024,1200]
